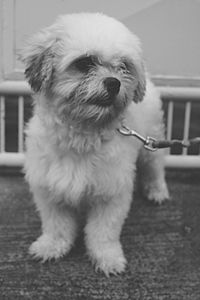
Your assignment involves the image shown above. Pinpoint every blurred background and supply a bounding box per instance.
[0,0,200,158]
[1,0,200,83]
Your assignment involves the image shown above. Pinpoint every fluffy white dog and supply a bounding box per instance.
[21,13,169,276]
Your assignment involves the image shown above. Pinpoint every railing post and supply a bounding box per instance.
[0,96,5,152]
[18,96,24,153]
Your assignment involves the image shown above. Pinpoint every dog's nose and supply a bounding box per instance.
[103,77,121,96]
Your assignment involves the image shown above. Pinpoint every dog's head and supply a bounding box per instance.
[21,13,146,127]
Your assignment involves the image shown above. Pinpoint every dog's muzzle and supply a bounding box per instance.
[94,77,121,107]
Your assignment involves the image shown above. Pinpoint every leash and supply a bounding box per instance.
[117,124,200,152]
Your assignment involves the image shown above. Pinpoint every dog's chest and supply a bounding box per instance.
[53,136,136,205]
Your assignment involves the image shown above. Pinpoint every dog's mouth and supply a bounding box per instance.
[61,93,128,129]
[87,95,117,107]
[86,94,128,124]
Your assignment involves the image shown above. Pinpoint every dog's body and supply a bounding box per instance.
[22,13,169,276]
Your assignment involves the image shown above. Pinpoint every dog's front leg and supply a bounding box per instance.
[85,188,132,276]
[29,188,78,261]
[138,148,169,204]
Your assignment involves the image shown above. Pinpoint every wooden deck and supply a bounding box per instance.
[0,170,200,299]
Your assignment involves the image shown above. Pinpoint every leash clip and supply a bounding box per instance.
[144,136,157,152]
[118,125,200,151]
[117,125,157,152]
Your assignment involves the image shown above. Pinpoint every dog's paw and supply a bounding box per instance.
[144,181,170,204]
[29,234,72,262]
[89,242,127,276]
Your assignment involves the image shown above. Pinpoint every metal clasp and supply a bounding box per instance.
[117,125,157,152]
[144,136,157,151]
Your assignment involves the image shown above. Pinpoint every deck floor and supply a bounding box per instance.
[0,170,200,300]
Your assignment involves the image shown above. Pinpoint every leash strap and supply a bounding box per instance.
[117,125,200,152]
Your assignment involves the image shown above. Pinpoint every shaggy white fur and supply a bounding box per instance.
[21,12,169,276]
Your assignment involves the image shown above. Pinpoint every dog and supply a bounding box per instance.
[21,12,169,276]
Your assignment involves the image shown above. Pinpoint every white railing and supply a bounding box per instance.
[0,81,200,168]
[158,86,200,168]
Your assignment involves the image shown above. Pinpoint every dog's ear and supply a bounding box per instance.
[133,61,146,103]
[20,30,57,93]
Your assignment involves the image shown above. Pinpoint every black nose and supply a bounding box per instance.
[103,77,121,96]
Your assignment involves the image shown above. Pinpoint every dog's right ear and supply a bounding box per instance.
[19,29,57,93]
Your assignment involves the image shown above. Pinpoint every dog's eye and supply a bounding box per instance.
[118,62,130,73]
[120,63,127,71]
[116,58,133,74]
[74,56,96,73]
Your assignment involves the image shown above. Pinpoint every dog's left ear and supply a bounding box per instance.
[133,61,146,103]
[20,30,57,93]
